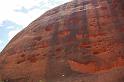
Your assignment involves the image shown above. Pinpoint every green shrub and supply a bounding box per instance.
[0,81,4,82]
[39,80,44,82]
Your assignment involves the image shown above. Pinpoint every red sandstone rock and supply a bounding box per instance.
[0,0,124,82]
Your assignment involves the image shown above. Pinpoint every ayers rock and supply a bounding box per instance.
[0,0,124,82]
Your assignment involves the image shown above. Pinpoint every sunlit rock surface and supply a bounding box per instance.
[0,0,124,82]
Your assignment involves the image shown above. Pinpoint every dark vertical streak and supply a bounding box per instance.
[107,0,122,29]
[92,0,101,30]
[63,0,82,72]
[45,22,59,82]
[107,0,124,60]
[66,0,79,52]
[82,1,89,35]
[61,0,78,68]
[77,0,93,58]
[107,0,124,39]
[81,1,91,45]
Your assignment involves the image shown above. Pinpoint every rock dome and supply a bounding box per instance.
[0,0,124,82]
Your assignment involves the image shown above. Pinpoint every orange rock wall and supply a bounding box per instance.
[0,0,124,82]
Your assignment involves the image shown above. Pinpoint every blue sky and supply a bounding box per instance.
[0,0,71,52]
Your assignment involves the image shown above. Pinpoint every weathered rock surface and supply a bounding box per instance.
[0,0,124,82]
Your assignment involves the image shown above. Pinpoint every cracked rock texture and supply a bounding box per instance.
[0,0,124,82]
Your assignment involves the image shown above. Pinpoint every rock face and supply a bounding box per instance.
[0,0,124,82]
